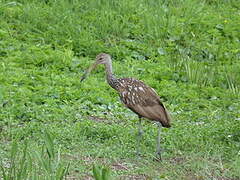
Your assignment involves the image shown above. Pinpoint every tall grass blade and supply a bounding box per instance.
[56,162,70,180]
[0,162,7,180]
[43,130,55,159]
[102,167,112,180]
[17,141,28,179]
[9,141,18,179]
[93,164,102,180]
[33,150,52,174]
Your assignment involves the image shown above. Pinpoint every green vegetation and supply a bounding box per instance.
[0,0,239,179]
[93,164,112,180]
[1,131,69,179]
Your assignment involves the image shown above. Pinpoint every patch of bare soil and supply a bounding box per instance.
[87,115,122,124]
[88,115,107,122]
[66,175,92,180]
[217,178,239,180]
[119,174,149,180]
[79,175,94,180]
[169,156,186,164]
[111,162,129,171]
[184,175,239,180]
[64,154,156,179]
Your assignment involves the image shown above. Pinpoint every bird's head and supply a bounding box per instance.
[95,53,111,65]
[80,53,111,82]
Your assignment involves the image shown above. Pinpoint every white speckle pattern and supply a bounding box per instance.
[132,98,136,104]
[151,88,157,94]
[117,77,161,107]
[122,91,127,97]
[139,87,145,92]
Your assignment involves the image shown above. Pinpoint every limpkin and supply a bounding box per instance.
[81,53,171,160]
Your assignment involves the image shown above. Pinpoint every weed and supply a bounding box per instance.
[93,164,112,180]
[0,131,69,179]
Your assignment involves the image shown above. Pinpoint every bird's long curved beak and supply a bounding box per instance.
[80,62,98,82]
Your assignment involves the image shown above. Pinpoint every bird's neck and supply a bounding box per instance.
[105,61,117,89]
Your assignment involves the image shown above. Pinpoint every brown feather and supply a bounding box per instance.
[118,78,171,128]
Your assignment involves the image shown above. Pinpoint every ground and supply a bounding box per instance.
[0,0,240,179]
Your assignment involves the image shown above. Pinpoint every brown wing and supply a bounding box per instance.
[118,78,171,128]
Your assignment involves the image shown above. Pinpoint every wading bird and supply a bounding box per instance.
[81,53,171,160]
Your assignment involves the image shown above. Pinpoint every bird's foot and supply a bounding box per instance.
[154,151,162,162]
[136,150,141,158]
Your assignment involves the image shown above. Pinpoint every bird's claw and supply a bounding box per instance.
[154,152,162,162]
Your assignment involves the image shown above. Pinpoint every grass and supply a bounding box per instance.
[1,131,70,179]
[0,0,240,179]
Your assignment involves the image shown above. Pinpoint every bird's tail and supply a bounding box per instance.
[161,109,171,128]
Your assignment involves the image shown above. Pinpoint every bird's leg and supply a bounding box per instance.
[136,117,143,157]
[156,122,162,161]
